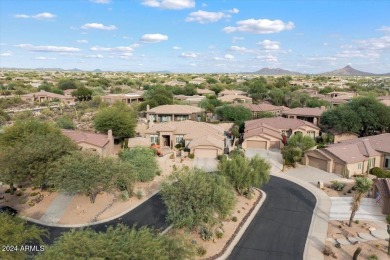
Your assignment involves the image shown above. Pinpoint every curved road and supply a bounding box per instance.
[29,193,169,244]
[229,176,316,260]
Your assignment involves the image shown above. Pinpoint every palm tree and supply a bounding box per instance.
[349,177,373,227]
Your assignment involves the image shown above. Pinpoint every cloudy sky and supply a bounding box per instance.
[0,0,389,73]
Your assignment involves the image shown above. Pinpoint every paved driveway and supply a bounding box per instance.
[284,165,348,185]
[329,197,386,222]
[193,157,218,172]
[245,148,283,173]
[229,176,316,260]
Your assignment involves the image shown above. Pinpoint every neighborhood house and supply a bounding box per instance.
[146,105,204,124]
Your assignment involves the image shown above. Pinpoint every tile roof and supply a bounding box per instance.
[196,88,215,95]
[218,94,252,102]
[245,117,320,132]
[244,123,283,140]
[187,135,224,150]
[219,90,247,96]
[241,103,282,112]
[62,130,110,148]
[21,90,69,99]
[336,133,390,154]
[147,105,203,115]
[281,107,324,117]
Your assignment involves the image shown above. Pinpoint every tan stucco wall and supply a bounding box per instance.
[78,143,107,156]
[346,156,381,177]
[242,135,282,150]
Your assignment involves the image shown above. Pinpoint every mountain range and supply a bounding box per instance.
[250,65,390,76]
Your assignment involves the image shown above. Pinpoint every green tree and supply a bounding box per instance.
[287,132,316,152]
[58,78,81,90]
[119,147,159,182]
[36,225,196,260]
[269,88,285,106]
[321,97,390,136]
[71,86,93,101]
[218,153,270,196]
[281,146,303,167]
[93,102,137,141]
[0,120,77,191]
[0,214,48,260]
[348,177,373,227]
[198,95,223,113]
[49,151,134,203]
[215,105,252,124]
[160,168,236,229]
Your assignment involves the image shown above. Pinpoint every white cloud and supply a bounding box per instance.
[81,23,117,30]
[307,56,337,61]
[358,35,390,50]
[77,40,88,44]
[0,52,12,57]
[172,46,182,50]
[223,19,294,34]
[90,46,134,52]
[140,34,168,43]
[185,10,227,24]
[378,26,390,33]
[256,54,278,62]
[14,14,30,19]
[90,0,111,4]
[180,52,197,58]
[336,50,366,58]
[15,12,56,20]
[85,54,104,58]
[258,40,280,50]
[35,56,56,60]
[141,0,195,10]
[232,36,244,43]
[229,46,246,52]
[224,54,234,60]
[16,44,80,52]
[228,8,239,14]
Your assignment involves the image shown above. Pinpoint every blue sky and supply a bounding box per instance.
[0,0,389,73]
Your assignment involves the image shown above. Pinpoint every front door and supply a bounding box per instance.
[385,156,390,169]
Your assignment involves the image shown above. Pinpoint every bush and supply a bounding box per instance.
[199,226,214,241]
[367,254,379,260]
[386,214,390,224]
[323,245,336,258]
[119,191,129,202]
[188,153,194,159]
[136,190,143,199]
[354,219,359,224]
[56,116,75,130]
[215,229,223,239]
[231,216,238,222]
[330,181,345,191]
[369,167,390,178]
[196,246,207,256]
[30,192,39,197]
[119,147,159,182]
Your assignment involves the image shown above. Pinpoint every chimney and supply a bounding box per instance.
[108,130,114,155]
[146,104,150,111]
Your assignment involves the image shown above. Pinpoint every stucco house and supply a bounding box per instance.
[62,129,115,157]
[218,94,253,104]
[218,90,247,97]
[146,105,204,124]
[196,88,215,96]
[242,117,320,150]
[241,103,286,118]
[21,90,75,104]
[102,93,143,104]
[304,133,390,178]
[281,107,325,126]
[145,121,227,158]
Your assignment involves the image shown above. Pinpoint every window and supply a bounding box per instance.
[175,135,184,144]
[307,130,316,138]
[368,158,375,169]
[358,163,362,170]
[281,130,287,136]
[150,135,159,144]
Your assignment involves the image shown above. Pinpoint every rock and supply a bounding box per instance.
[368,227,376,231]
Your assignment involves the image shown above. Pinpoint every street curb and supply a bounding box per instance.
[272,173,331,260]
[21,190,160,228]
[215,189,267,260]
[160,225,173,235]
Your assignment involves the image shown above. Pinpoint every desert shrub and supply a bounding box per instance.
[369,167,390,178]
[197,246,207,256]
[188,153,194,159]
[199,226,214,241]
[29,192,39,197]
[119,191,129,202]
[367,254,378,260]
[119,147,159,182]
[136,190,143,199]
[323,245,336,258]
[215,229,223,239]
[231,216,238,222]
[56,116,75,130]
[330,181,345,191]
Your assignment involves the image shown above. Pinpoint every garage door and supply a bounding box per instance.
[194,149,218,158]
[269,141,280,149]
[307,156,328,171]
[246,140,267,149]
[333,163,344,175]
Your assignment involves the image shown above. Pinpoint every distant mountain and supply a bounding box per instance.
[319,65,377,76]
[252,67,302,75]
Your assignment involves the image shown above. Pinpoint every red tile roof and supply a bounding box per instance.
[62,130,110,148]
